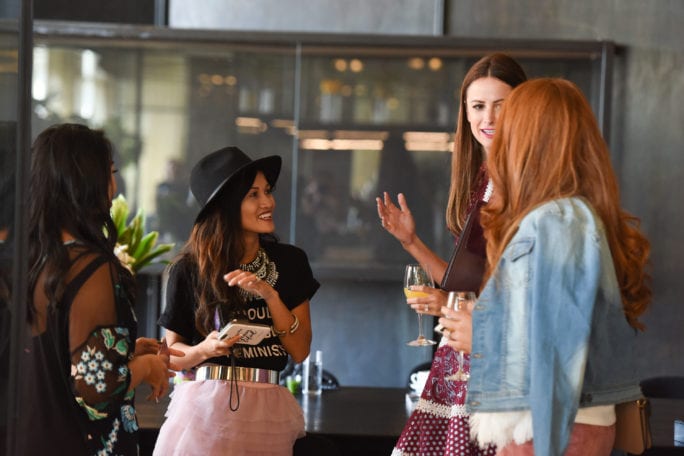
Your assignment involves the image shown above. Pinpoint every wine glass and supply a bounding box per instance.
[404,264,436,346]
[443,291,475,381]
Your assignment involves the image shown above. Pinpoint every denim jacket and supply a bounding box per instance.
[468,197,643,455]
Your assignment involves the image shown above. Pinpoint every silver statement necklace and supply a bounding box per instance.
[238,247,278,300]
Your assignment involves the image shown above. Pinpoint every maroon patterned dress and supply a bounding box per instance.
[392,349,496,455]
[392,166,496,456]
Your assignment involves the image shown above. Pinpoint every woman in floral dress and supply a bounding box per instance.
[17,123,175,455]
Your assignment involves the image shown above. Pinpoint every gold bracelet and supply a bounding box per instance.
[272,313,299,337]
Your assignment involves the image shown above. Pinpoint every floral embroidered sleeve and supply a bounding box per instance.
[70,326,134,421]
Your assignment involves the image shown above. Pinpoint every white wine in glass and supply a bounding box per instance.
[444,291,475,381]
[404,264,437,346]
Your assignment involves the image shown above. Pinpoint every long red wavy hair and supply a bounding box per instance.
[481,78,651,329]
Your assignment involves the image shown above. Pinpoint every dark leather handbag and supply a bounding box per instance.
[440,201,486,293]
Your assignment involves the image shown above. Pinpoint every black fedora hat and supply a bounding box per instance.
[190,146,281,221]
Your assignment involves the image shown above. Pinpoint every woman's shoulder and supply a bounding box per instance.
[167,254,195,272]
[164,255,198,287]
[527,197,596,220]
[262,239,309,258]
[66,248,114,282]
[262,241,315,274]
[521,197,601,236]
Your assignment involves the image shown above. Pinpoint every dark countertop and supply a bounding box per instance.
[297,387,410,437]
[135,385,683,450]
[136,384,410,438]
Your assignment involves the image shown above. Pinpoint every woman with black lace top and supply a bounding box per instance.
[154,146,319,455]
[17,123,176,455]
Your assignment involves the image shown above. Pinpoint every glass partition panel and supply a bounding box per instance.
[296,46,605,277]
[31,38,298,252]
[31,29,608,281]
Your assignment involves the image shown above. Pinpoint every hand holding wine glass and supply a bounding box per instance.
[404,264,437,346]
[442,291,475,381]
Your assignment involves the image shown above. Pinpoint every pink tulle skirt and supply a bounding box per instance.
[153,380,305,456]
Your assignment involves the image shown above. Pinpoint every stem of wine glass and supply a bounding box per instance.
[443,291,471,380]
[416,312,425,339]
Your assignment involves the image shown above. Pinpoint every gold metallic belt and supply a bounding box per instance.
[195,364,279,385]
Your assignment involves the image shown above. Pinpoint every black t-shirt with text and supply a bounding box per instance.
[159,241,319,371]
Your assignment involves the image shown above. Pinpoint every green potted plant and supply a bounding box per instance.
[110,194,175,273]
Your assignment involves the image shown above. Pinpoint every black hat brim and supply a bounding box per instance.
[194,154,281,224]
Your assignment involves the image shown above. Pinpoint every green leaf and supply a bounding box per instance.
[118,226,132,246]
[109,193,175,274]
[134,243,174,272]
[133,231,157,259]
[128,212,144,254]
[110,195,130,236]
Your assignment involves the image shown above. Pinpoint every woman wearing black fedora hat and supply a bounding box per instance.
[154,146,319,455]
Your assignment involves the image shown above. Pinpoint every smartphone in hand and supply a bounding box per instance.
[218,319,271,345]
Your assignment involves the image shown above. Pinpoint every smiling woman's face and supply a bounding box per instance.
[465,76,513,155]
[241,171,276,236]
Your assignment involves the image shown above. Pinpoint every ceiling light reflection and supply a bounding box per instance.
[403,131,453,152]
[235,116,268,134]
[408,57,425,70]
[270,119,296,135]
[349,59,363,73]
[333,130,388,140]
[428,57,443,71]
[403,131,451,142]
[405,141,453,152]
[301,138,384,151]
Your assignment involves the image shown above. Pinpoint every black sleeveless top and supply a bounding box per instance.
[17,254,139,455]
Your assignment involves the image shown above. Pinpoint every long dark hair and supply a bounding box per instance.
[183,166,277,335]
[446,53,528,234]
[27,123,133,322]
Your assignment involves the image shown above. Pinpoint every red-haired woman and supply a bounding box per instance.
[444,78,651,455]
